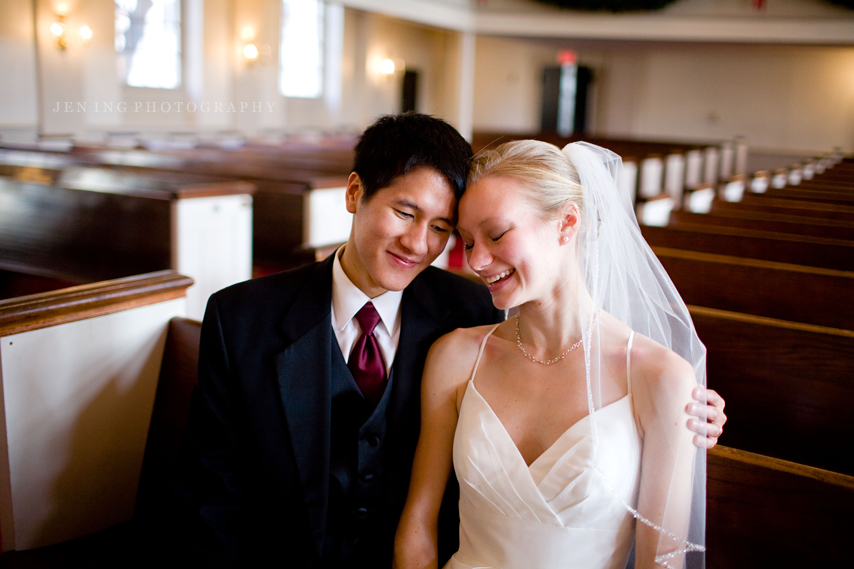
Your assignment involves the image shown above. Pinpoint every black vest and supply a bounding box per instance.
[322,340,394,566]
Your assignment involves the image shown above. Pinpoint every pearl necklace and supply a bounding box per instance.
[515,313,584,365]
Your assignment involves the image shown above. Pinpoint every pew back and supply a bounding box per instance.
[692,306,854,475]
[654,248,854,330]
[641,224,854,271]
[707,446,854,567]
[0,170,253,320]
[670,209,854,242]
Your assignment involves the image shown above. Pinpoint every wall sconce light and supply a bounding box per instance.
[243,43,260,63]
[378,58,405,77]
[380,59,395,75]
[240,27,263,67]
[50,14,91,50]
[50,15,68,50]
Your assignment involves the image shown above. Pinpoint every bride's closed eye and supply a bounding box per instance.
[461,227,512,251]
[490,228,511,242]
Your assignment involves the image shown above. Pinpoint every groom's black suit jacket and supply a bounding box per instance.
[177,254,502,567]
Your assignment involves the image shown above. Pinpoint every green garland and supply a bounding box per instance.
[531,0,680,12]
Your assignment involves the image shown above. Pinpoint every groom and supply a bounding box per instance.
[176,113,725,568]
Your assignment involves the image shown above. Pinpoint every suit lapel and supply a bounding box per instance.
[387,274,451,449]
[274,256,335,556]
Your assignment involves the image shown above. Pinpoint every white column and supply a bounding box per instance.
[456,31,475,142]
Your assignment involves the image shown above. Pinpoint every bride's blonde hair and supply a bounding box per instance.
[467,140,586,223]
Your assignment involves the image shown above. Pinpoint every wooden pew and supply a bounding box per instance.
[0,272,193,551]
[77,145,356,259]
[252,176,351,271]
[0,311,201,567]
[0,171,253,320]
[0,146,351,272]
[81,144,353,183]
[0,147,94,171]
[798,178,854,191]
[707,445,854,567]
[0,270,78,302]
[669,209,854,241]
[761,187,854,206]
[641,223,854,271]
[0,178,172,282]
[653,247,854,330]
[691,306,854,475]
[711,195,854,224]
[813,163,854,182]
[0,139,355,180]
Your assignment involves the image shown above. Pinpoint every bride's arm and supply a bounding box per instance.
[632,342,699,569]
[394,329,477,569]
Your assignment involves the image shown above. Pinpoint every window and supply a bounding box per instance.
[115,0,182,89]
[279,0,324,98]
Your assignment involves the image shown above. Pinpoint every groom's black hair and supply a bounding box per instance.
[352,112,473,203]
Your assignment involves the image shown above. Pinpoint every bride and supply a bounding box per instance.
[394,141,708,569]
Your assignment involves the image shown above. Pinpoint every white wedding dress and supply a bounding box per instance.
[445,324,643,569]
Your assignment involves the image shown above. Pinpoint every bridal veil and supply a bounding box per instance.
[563,142,706,569]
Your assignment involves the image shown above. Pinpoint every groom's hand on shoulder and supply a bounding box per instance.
[686,386,726,449]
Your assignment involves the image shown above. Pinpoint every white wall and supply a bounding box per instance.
[595,43,854,154]
[471,35,556,134]
[470,36,854,154]
[0,0,39,140]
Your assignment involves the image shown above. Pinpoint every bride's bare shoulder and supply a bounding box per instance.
[428,324,498,367]
[597,311,695,394]
[424,324,501,391]
[630,333,696,404]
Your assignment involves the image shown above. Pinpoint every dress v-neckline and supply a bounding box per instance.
[464,323,635,475]
[466,380,629,471]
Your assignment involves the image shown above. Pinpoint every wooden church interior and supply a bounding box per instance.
[0,0,852,565]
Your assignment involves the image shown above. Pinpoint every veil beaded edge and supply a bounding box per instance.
[562,142,707,569]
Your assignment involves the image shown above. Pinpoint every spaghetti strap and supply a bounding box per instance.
[626,331,635,395]
[471,323,502,382]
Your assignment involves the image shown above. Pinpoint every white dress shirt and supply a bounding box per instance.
[331,247,403,376]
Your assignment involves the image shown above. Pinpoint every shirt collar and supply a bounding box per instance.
[332,246,403,335]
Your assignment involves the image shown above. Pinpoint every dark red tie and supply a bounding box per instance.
[349,302,387,407]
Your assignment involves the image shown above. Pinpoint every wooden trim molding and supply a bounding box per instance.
[172,180,256,199]
[0,271,194,337]
[653,246,854,278]
[709,446,854,490]
[667,222,854,248]
[687,305,854,339]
